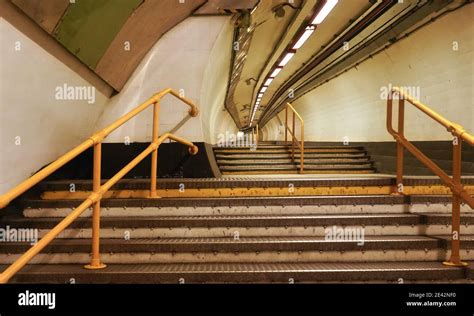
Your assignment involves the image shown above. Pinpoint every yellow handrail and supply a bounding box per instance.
[0,89,199,283]
[0,88,198,209]
[386,86,473,267]
[285,103,304,173]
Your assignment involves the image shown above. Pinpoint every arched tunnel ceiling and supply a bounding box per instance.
[223,0,304,128]
[222,0,461,130]
[224,0,372,129]
[257,0,459,127]
[10,0,258,91]
[9,0,459,127]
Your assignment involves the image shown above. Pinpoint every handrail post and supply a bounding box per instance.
[285,105,288,144]
[84,142,106,270]
[292,112,296,162]
[443,138,468,266]
[300,119,304,174]
[0,88,201,282]
[150,102,160,198]
[394,97,405,194]
[385,87,473,267]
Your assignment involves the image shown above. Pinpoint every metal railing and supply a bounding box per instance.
[285,102,304,173]
[387,87,474,267]
[0,88,199,283]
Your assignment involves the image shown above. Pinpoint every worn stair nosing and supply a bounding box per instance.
[3,213,473,229]
[1,236,472,253]
[5,262,470,283]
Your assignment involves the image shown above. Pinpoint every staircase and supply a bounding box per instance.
[213,142,376,175]
[1,177,473,283]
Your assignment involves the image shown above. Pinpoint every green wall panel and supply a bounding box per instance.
[54,0,143,69]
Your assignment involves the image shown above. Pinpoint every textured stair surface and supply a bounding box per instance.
[2,236,473,254]
[213,143,377,174]
[4,262,472,284]
[4,213,474,228]
[1,175,473,283]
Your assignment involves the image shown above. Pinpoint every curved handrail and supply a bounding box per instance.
[0,89,200,283]
[285,102,305,173]
[0,88,199,209]
[387,87,474,146]
[386,86,473,266]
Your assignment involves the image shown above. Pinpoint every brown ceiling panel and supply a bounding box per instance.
[95,0,206,91]
[11,0,70,33]
[195,0,258,15]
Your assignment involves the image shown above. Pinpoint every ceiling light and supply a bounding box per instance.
[258,93,264,98]
[270,68,282,78]
[264,78,273,86]
[312,0,338,25]
[293,26,315,49]
[251,4,258,15]
[279,52,295,67]
[261,87,268,93]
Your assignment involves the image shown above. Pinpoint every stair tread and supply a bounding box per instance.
[213,145,365,150]
[4,235,470,245]
[213,142,377,175]
[219,164,374,170]
[4,261,469,273]
[4,213,473,228]
[19,195,460,208]
[3,236,474,256]
[215,153,368,158]
[217,159,371,165]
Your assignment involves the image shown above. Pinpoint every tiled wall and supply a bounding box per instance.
[263,5,473,143]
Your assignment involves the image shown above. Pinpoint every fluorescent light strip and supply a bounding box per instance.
[293,26,315,49]
[312,0,338,25]
[279,53,294,67]
[260,87,268,93]
[264,78,273,86]
[258,93,264,98]
[270,68,282,78]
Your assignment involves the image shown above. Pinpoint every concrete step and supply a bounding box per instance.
[19,195,471,212]
[5,213,473,228]
[216,158,371,165]
[4,261,471,283]
[215,153,368,159]
[1,236,473,264]
[4,235,466,253]
[214,145,365,150]
[219,163,374,171]
[34,177,474,191]
[214,148,365,154]
[213,144,376,175]
[2,213,473,238]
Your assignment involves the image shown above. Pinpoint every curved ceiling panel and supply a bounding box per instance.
[54,0,143,69]
[223,0,304,129]
[11,0,69,33]
[95,0,206,90]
